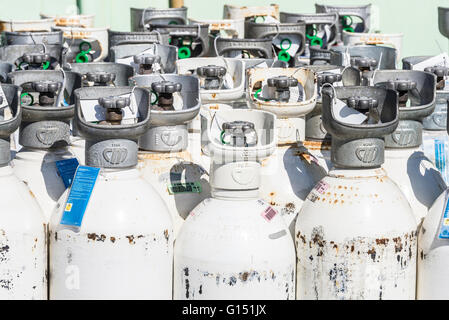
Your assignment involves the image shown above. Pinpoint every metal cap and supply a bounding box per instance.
[148,24,210,58]
[196,65,227,90]
[438,7,449,39]
[9,70,82,149]
[109,43,177,74]
[244,20,306,62]
[221,120,257,147]
[322,86,398,168]
[330,45,397,70]
[213,37,273,58]
[309,47,332,65]
[130,7,188,31]
[315,4,371,42]
[131,74,201,152]
[0,84,22,166]
[0,44,62,70]
[75,86,151,168]
[304,65,360,141]
[108,30,170,47]
[372,70,436,148]
[64,62,133,87]
[280,12,339,48]
[402,56,432,70]
[424,91,449,131]
[3,31,63,45]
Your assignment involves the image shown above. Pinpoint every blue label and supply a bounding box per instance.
[60,166,100,227]
[55,158,79,188]
[435,139,448,185]
[439,193,449,239]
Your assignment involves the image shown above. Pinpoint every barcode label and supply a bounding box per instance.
[261,206,278,222]
[167,181,202,194]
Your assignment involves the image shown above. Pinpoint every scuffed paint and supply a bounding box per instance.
[178,266,295,300]
[296,226,417,300]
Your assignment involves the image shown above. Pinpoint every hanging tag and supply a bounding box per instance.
[289,83,305,102]
[55,158,80,188]
[0,85,10,120]
[414,53,449,71]
[343,48,351,67]
[60,165,100,228]
[333,98,367,124]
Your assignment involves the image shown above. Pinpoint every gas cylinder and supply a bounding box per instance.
[315,4,372,43]
[174,109,296,300]
[63,62,135,165]
[108,30,170,48]
[0,31,63,71]
[9,70,82,221]
[403,56,449,184]
[130,6,188,32]
[176,57,246,168]
[109,42,177,75]
[49,86,173,299]
[247,67,325,235]
[55,26,109,63]
[0,84,46,299]
[304,64,361,171]
[279,12,339,61]
[213,37,274,60]
[296,86,417,300]
[189,17,245,57]
[131,74,209,238]
[147,24,210,60]
[244,18,306,67]
[372,70,446,223]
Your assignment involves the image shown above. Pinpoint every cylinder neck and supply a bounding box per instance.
[19,120,71,149]
[138,123,188,152]
[85,138,139,169]
[331,136,385,169]
[209,160,260,200]
[0,137,10,167]
[384,119,422,149]
[276,116,306,144]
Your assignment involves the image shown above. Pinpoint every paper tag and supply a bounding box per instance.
[167,181,202,194]
[439,192,449,239]
[60,166,100,227]
[55,158,80,188]
[0,86,8,109]
[414,53,449,71]
[333,98,367,124]
[261,205,278,222]
[80,92,139,124]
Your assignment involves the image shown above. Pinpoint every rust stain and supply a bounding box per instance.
[126,235,135,244]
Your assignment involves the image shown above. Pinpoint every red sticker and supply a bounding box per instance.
[261,206,278,222]
[314,181,329,194]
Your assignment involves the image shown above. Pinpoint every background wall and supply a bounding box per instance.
[0,0,448,60]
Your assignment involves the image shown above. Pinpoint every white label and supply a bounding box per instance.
[413,53,449,71]
[333,98,367,124]
[80,92,139,123]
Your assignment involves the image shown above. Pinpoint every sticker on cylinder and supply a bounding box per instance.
[167,181,202,194]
